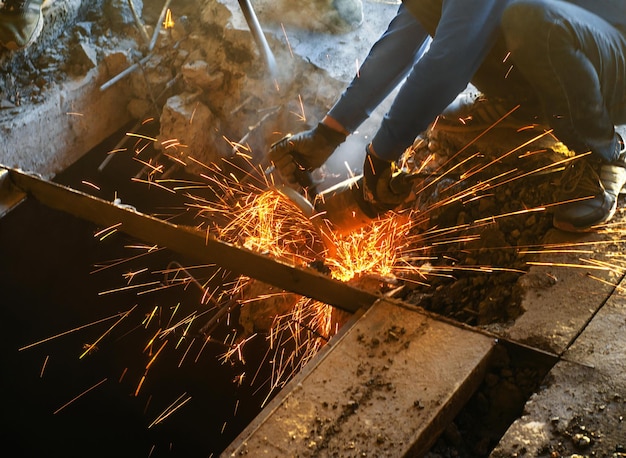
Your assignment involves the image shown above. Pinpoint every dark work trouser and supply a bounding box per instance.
[502,0,626,162]
[406,0,626,162]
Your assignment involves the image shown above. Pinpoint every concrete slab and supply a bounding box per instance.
[491,272,626,457]
[493,229,620,355]
[223,299,496,457]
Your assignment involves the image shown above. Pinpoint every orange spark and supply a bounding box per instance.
[163,8,175,29]
[280,23,294,58]
[54,378,108,415]
[81,180,101,190]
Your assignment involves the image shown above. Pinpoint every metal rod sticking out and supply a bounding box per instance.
[237,0,278,78]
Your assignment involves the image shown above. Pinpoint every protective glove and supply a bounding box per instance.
[268,122,346,186]
[362,146,414,215]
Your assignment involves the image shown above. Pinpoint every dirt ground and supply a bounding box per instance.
[2,1,625,457]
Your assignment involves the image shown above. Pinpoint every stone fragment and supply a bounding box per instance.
[70,41,98,70]
[181,60,224,91]
[157,92,221,165]
[126,98,152,120]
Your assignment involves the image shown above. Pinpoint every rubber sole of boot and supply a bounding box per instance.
[552,199,618,233]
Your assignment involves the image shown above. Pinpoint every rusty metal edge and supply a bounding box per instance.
[3,166,378,313]
[0,169,27,218]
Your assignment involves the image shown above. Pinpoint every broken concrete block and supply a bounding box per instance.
[126,97,152,120]
[102,49,132,79]
[69,41,98,71]
[170,15,191,42]
[158,93,221,166]
[128,54,173,100]
[200,0,234,29]
[104,0,144,26]
[181,60,224,92]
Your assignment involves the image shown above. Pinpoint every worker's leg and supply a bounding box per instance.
[408,0,544,132]
[327,4,430,133]
[502,0,626,161]
[0,0,44,51]
[501,0,626,231]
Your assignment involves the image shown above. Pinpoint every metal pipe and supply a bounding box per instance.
[127,0,151,47]
[149,0,172,52]
[237,0,278,78]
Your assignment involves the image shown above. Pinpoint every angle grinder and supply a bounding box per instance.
[267,132,419,242]
[278,172,417,236]
[276,176,372,259]
[312,175,379,235]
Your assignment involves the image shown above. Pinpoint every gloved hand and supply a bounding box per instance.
[362,146,414,214]
[268,122,346,186]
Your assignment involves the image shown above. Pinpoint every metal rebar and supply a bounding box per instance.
[237,0,278,78]
[127,0,151,47]
[100,0,172,92]
[149,0,173,53]
[99,53,151,92]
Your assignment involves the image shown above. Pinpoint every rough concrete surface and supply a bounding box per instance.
[224,299,496,457]
[0,58,134,178]
[0,0,136,177]
[492,279,626,457]
[493,229,618,354]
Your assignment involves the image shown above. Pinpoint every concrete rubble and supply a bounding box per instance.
[1,0,388,178]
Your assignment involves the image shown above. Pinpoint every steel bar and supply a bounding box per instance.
[149,0,173,53]
[0,169,26,218]
[237,0,278,77]
[99,54,152,92]
[3,167,377,313]
[127,0,151,47]
[99,0,171,92]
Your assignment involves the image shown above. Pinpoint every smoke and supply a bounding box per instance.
[254,0,364,34]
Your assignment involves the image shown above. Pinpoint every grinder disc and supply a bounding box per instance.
[276,185,315,218]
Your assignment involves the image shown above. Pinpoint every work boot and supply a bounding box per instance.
[435,90,547,133]
[0,0,44,51]
[553,133,626,232]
